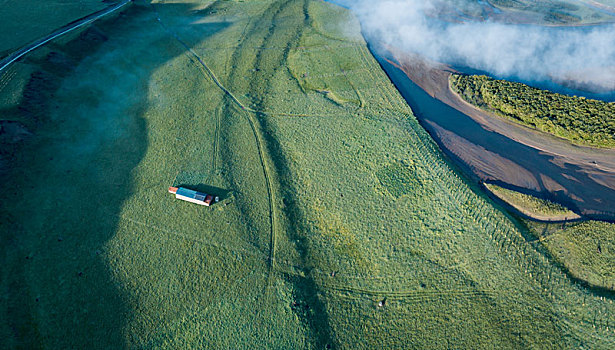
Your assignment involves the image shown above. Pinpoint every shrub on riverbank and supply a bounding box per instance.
[450,74,615,148]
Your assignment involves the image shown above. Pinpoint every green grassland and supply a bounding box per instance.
[2,0,615,348]
[484,183,579,220]
[528,220,615,291]
[450,73,615,148]
[0,0,113,56]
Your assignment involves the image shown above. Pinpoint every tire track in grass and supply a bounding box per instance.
[228,0,336,346]
[153,1,334,345]
[236,0,290,293]
[372,80,615,345]
[119,212,509,309]
[150,1,279,289]
[323,284,497,302]
[210,104,221,179]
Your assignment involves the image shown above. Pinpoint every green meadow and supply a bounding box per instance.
[528,220,615,292]
[0,0,111,56]
[1,0,615,348]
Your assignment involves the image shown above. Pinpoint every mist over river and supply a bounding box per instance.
[327,0,615,220]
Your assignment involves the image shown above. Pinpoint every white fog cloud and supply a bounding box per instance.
[349,0,615,91]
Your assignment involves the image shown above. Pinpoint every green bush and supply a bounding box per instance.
[451,74,615,148]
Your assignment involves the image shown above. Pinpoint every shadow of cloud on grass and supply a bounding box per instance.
[0,2,232,348]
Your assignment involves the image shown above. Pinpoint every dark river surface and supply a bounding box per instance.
[326,0,615,220]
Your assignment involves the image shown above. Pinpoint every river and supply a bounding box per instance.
[376,53,615,220]
[327,0,615,220]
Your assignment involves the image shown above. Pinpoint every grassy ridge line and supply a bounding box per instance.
[241,0,305,293]
[221,0,336,345]
[152,4,346,121]
[450,73,615,148]
[152,2,337,119]
[150,2,281,287]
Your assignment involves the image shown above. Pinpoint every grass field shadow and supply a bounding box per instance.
[175,183,233,201]
[0,2,233,348]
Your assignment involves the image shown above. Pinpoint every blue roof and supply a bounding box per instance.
[176,187,207,199]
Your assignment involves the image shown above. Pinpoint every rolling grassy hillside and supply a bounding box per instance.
[1,0,615,348]
[0,0,113,56]
[528,220,615,291]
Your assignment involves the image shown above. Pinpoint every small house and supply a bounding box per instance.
[168,186,214,206]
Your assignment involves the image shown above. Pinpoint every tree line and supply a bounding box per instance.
[450,74,615,148]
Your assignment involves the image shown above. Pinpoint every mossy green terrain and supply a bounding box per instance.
[0,0,113,56]
[1,0,615,348]
[484,183,579,220]
[529,220,615,291]
[450,73,615,148]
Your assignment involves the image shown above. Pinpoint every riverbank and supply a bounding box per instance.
[382,47,615,220]
[450,73,615,148]
[483,183,582,222]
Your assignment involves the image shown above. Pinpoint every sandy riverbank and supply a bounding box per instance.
[381,47,615,220]
[388,49,615,175]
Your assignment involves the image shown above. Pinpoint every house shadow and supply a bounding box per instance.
[174,183,233,202]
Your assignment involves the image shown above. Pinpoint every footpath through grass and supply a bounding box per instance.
[2,0,615,348]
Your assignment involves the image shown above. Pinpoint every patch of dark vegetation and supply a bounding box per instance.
[450,73,615,148]
[376,160,423,199]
